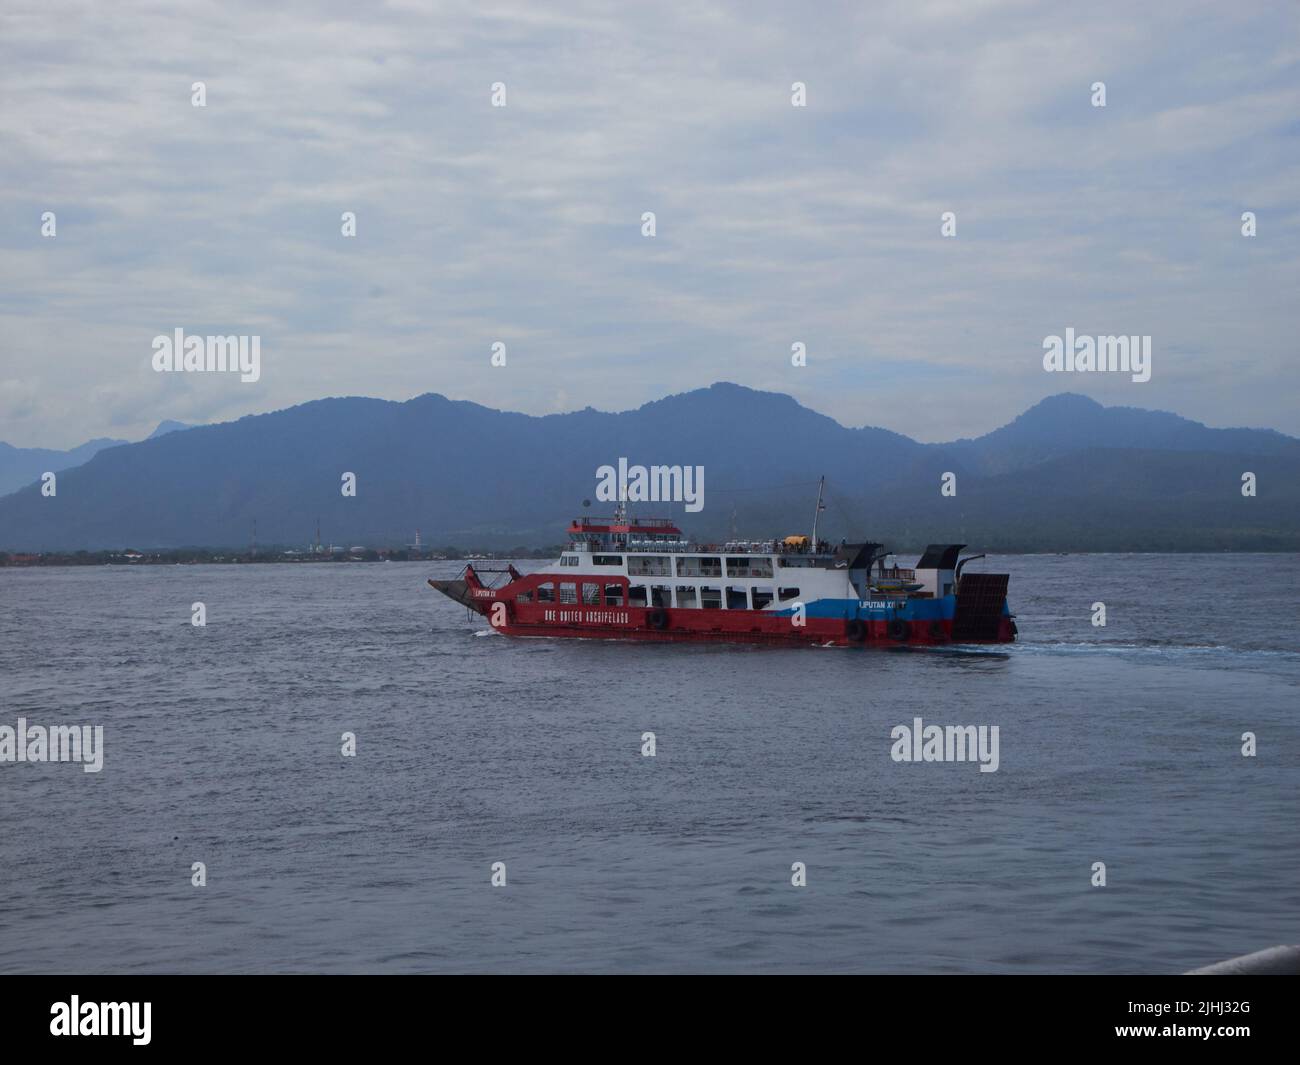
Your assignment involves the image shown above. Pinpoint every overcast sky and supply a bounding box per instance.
[2,0,1298,448]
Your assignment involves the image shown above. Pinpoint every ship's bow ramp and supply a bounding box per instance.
[428,577,478,609]
[952,572,1010,641]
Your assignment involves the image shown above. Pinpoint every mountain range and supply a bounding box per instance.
[0,387,1295,552]
[0,420,195,497]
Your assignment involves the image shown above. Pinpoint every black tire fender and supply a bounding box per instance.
[646,608,669,630]
[888,618,908,641]
[845,619,867,642]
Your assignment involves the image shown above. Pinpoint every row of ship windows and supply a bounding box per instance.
[518,582,802,610]
[560,554,774,578]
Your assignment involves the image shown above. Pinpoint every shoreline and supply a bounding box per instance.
[3,547,1299,568]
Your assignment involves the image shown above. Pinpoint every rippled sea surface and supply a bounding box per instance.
[1,554,1297,974]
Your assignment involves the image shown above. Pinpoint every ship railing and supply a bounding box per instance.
[776,555,836,568]
[573,516,678,529]
[570,538,699,553]
[626,539,693,552]
[606,540,843,558]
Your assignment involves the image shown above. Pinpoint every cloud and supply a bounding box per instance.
[0,0,1297,447]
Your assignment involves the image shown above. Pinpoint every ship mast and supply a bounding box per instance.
[810,475,825,550]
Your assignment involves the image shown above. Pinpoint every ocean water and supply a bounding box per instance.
[0,553,1297,974]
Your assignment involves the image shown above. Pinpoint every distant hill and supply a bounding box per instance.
[0,421,197,496]
[0,436,128,497]
[944,393,1300,476]
[147,420,196,440]
[0,386,1295,552]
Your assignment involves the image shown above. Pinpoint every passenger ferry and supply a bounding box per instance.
[428,482,1016,647]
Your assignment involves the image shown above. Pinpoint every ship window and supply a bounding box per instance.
[593,554,623,566]
[752,587,774,610]
[700,586,721,610]
[675,585,698,608]
[559,582,578,604]
[651,585,671,608]
[628,555,670,576]
[727,586,749,610]
[726,557,773,578]
[537,582,555,602]
[582,583,600,604]
[677,556,722,578]
[604,584,624,606]
[561,555,578,566]
[628,586,648,607]
[516,590,533,604]
[778,587,800,600]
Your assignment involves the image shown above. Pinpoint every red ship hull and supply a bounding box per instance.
[429,570,1016,648]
